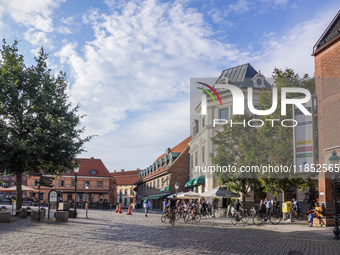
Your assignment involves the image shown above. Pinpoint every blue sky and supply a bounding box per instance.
[0,0,338,171]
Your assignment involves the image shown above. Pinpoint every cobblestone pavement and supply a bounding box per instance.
[1,208,340,255]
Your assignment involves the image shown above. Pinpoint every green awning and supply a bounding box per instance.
[184,179,195,188]
[148,193,170,200]
[159,186,170,192]
[193,175,205,185]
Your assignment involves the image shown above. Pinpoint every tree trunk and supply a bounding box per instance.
[282,188,287,202]
[242,192,246,209]
[16,172,22,211]
[282,188,288,220]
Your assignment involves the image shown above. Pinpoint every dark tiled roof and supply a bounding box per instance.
[313,10,340,54]
[213,63,271,88]
[110,170,141,185]
[217,63,257,83]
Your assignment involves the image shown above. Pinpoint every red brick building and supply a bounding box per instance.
[313,10,340,224]
[135,137,191,209]
[0,174,27,189]
[110,169,140,208]
[27,157,117,206]
[0,174,27,198]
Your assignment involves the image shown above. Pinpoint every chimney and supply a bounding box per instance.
[91,157,94,159]
[114,170,116,172]
[121,169,124,172]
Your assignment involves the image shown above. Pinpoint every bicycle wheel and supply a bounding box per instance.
[171,214,175,226]
[298,213,306,221]
[194,213,201,223]
[161,213,167,223]
[184,213,190,222]
[253,213,263,226]
[231,215,239,225]
[176,211,181,221]
[269,213,281,225]
[241,213,250,223]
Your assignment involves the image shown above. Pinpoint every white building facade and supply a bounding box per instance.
[188,63,271,206]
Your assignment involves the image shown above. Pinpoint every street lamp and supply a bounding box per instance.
[73,166,79,218]
[85,183,89,218]
[175,183,179,197]
[329,150,340,240]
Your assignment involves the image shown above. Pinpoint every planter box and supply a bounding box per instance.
[0,211,10,223]
[56,211,68,222]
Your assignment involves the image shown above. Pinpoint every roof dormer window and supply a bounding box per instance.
[252,71,265,88]
[91,170,97,175]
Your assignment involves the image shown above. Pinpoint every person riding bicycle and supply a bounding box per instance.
[234,199,243,216]
[169,195,177,223]
[292,198,299,217]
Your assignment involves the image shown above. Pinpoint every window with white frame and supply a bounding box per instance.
[219,108,229,120]
[202,146,205,164]
[195,151,198,167]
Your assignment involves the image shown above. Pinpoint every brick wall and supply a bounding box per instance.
[168,148,190,194]
[314,37,340,219]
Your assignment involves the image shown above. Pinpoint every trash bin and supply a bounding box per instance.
[282,202,292,213]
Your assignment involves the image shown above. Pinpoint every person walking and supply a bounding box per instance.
[162,198,168,213]
[273,198,280,214]
[264,197,272,215]
[144,197,150,217]
[207,201,212,218]
[202,200,207,217]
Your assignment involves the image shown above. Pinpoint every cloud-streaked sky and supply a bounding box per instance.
[0,0,338,171]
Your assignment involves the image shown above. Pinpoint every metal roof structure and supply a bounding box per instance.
[214,63,271,88]
[313,10,340,55]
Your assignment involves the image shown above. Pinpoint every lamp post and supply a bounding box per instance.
[73,166,79,218]
[175,183,179,197]
[85,183,89,218]
[329,150,340,240]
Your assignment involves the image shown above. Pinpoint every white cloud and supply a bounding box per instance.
[56,16,79,34]
[253,9,334,77]
[57,0,251,137]
[260,0,288,7]
[1,0,65,32]
[229,0,251,14]
[24,29,53,48]
[79,99,190,171]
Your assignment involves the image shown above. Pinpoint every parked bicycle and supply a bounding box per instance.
[231,209,250,225]
[291,208,307,221]
[253,211,281,225]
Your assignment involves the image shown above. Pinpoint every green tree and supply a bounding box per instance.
[210,67,315,206]
[211,114,261,208]
[0,40,92,210]
[257,68,314,202]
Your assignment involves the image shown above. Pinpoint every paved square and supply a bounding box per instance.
[1,209,340,255]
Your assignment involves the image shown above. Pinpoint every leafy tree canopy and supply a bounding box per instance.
[0,40,92,209]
